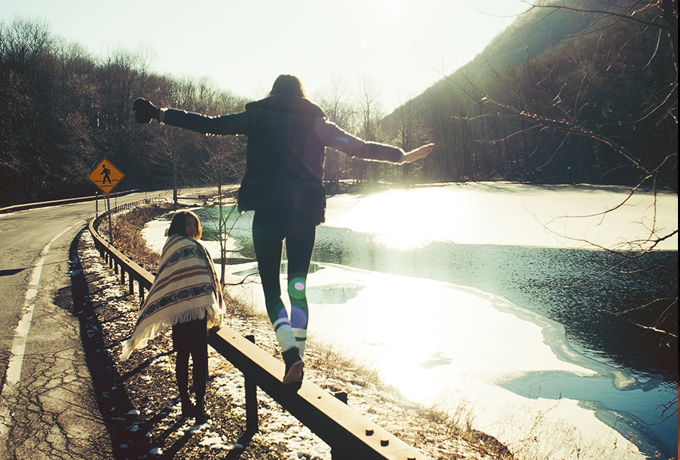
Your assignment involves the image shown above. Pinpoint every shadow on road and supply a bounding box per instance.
[68,228,198,459]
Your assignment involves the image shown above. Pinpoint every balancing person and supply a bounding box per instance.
[133,74,433,387]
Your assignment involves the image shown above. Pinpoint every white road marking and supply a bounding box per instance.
[0,223,80,441]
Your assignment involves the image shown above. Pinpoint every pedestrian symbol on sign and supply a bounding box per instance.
[88,159,124,195]
[101,165,112,184]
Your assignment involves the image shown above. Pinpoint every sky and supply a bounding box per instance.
[0,0,533,113]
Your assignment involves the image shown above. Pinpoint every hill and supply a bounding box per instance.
[381,0,677,188]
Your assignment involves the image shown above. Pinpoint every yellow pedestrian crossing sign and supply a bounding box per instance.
[88,158,124,195]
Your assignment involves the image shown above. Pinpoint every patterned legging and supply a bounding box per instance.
[252,211,315,358]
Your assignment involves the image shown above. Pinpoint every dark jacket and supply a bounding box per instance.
[162,95,404,225]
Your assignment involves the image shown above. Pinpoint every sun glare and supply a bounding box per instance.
[332,188,467,250]
[345,190,432,250]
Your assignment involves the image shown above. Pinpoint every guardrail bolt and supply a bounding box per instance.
[380,440,389,447]
[365,429,374,436]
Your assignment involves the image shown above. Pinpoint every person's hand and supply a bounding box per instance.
[402,143,434,163]
[133,98,160,123]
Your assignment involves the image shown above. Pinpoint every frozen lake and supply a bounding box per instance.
[144,182,678,459]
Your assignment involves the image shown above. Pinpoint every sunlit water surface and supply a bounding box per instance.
[145,183,678,459]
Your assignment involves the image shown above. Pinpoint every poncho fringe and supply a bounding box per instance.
[120,234,223,360]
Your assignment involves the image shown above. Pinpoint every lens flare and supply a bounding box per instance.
[289,278,307,299]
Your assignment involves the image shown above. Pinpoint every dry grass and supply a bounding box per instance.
[97,203,174,272]
[107,202,519,460]
[95,199,677,460]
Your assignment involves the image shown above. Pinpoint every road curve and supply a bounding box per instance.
[0,192,165,459]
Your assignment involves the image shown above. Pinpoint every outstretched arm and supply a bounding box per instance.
[133,98,160,123]
[316,119,433,164]
[132,98,254,135]
[401,143,434,164]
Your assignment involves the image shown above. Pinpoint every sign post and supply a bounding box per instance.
[107,196,113,243]
[88,158,125,244]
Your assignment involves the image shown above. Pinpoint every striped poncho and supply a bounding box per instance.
[120,234,224,360]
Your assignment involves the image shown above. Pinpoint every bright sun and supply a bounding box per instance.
[335,188,466,250]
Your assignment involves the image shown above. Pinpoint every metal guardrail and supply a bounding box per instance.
[88,202,430,460]
[89,199,158,301]
[0,190,139,215]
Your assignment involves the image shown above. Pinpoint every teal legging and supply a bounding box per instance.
[252,211,315,356]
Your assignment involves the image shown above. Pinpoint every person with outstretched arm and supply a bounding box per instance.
[133,74,434,388]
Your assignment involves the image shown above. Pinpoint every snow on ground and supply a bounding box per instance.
[136,184,678,460]
[80,230,500,459]
[223,262,649,460]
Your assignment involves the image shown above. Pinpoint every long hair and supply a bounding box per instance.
[268,74,307,98]
[167,210,202,240]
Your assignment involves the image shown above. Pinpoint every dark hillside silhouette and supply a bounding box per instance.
[1,0,676,203]
[382,0,676,189]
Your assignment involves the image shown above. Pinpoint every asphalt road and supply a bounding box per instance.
[0,192,166,459]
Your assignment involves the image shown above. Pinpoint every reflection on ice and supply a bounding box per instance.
[225,262,657,459]
[419,355,452,369]
[328,188,469,249]
[142,183,678,459]
[307,283,364,304]
[324,183,678,250]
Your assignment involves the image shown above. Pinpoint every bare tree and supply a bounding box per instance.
[199,135,246,285]
[315,76,358,193]
[392,0,679,424]
[357,77,388,185]
[394,98,430,184]
[475,0,678,417]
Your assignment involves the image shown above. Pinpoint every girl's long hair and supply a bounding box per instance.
[167,210,202,240]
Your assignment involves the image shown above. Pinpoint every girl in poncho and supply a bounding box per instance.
[121,211,223,421]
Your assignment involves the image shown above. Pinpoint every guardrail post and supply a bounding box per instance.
[331,391,350,460]
[245,335,259,433]
[128,273,135,296]
[332,447,352,460]
[333,391,348,404]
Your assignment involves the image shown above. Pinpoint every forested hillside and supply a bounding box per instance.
[0,19,250,208]
[382,0,677,189]
[1,0,677,208]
